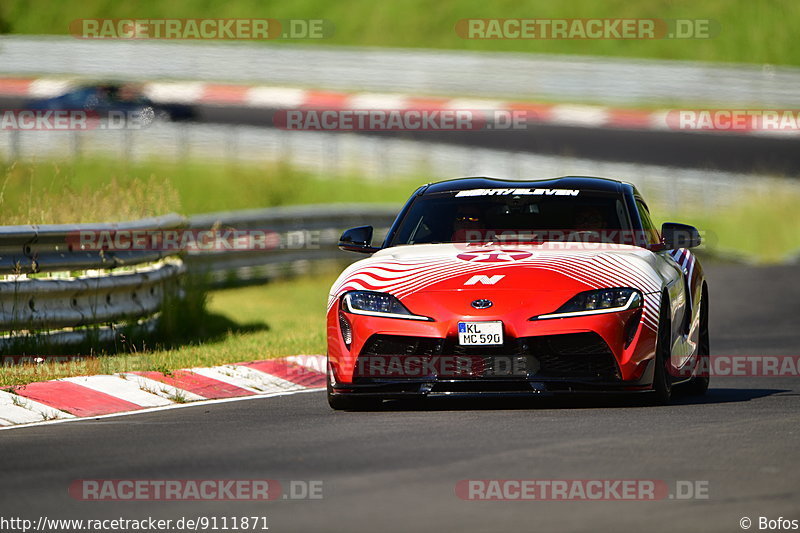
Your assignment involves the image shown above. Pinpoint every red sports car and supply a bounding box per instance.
[326,177,709,409]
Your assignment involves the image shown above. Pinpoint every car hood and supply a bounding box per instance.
[328,242,664,310]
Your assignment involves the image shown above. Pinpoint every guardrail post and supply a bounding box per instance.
[69,131,82,160]
[9,129,20,161]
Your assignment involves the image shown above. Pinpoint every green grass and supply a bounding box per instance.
[0,157,418,224]
[0,0,797,66]
[654,188,800,264]
[2,156,798,261]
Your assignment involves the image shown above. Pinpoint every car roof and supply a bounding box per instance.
[421,176,632,195]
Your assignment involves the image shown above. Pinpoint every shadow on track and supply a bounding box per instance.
[348,387,787,412]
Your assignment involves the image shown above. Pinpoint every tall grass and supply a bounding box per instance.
[654,187,800,264]
[0,157,417,223]
[0,161,181,224]
[2,156,798,261]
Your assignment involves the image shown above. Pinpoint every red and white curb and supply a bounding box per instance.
[0,355,326,429]
[2,76,788,135]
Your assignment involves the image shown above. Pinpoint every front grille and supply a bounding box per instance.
[528,333,619,379]
[361,335,443,356]
[356,332,620,381]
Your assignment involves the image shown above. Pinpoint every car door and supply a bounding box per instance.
[634,197,695,365]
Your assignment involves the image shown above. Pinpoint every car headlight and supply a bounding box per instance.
[531,288,642,320]
[342,291,432,321]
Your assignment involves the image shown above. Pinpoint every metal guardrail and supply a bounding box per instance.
[0,214,186,346]
[184,204,398,284]
[1,36,799,107]
[0,205,399,347]
[0,262,183,330]
[0,214,185,274]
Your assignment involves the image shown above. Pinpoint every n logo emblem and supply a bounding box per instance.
[464,274,505,286]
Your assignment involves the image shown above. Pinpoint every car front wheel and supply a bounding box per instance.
[649,294,674,405]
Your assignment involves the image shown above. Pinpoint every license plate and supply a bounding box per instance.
[458,321,503,346]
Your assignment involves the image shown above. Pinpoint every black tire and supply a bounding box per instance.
[648,294,674,405]
[683,285,710,396]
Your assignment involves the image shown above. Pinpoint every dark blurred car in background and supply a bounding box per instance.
[25,82,195,123]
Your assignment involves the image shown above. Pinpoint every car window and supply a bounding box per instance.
[63,89,94,106]
[635,199,661,246]
[391,189,631,245]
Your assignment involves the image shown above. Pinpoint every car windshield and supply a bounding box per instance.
[390,188,632,245]
[61,88,97,106]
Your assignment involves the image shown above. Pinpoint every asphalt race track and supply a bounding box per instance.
[194,105,800,174]
[1,261,798,533]
[2,95,800,174]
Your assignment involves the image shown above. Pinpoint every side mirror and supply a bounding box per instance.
[338,226,381,253]
[661,222,701,249]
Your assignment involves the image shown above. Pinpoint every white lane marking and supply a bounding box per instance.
[348,93,410,110]
[445,98,506,112]
[246,86,307,108]
[648,110,672,130]
[551,104,611,127]
[0,388,324,431]
[187,367,262,393]
[189,365,298,394]
[0,394,49,425]
[62,375,174,407]
[28,78,75,97]
[232,365,304,392]
[4,79,790,138]
[285,355,327,374]
[0,357,319,428]
[0,390,75,423]
[143,82,206,104]
[119,373,207,402]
